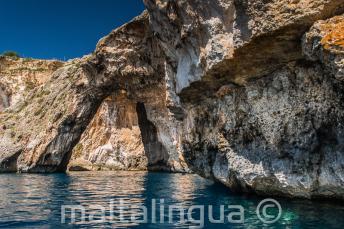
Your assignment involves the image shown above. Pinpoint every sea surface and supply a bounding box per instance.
[0,171,343,228]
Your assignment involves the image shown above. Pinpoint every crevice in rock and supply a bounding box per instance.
[55,94,110,172]
[311,123,339,195]
[0,148,22,172]
[0,83,11,112]
[136,102,170,170]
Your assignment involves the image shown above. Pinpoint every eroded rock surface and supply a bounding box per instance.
[0,56,63,112]
[68,94,148,171]
[180,14,344,199]
[183,61,344,198]
[0,13,188,173]
[0,0,343,199]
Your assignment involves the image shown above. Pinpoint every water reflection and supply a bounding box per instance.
[0,172,343,228]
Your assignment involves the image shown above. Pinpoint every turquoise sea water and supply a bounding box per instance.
[0,171,343,228]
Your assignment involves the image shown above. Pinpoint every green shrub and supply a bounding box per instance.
[1,51,20,59]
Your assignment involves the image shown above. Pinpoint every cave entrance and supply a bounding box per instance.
[136,102,169,170]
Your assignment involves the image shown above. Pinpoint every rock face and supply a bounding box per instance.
[183,61,344,198]
[0,56,63,112]
[0,57,64,171]
[0,0,344,199]
[68,94,148,171]
[68,93,178,171]
[0,13,189,173]
[180,13,344,199]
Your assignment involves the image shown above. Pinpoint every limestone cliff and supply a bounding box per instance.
[0,57,63,112]
[0,0,344,199]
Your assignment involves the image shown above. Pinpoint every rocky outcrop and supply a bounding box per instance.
[145,0,344,101]
[0,56,63,112]
[0,57,103,172]
[68,93,179,172]
[68,93,148,171]
[0,13,188,173]
[183,61,344,198]
[0,57,63,172]
[67,12,189,172]
[181,14,344,199]
[143,0,344,199]
[0,0,344,199]
[303,15,344,80]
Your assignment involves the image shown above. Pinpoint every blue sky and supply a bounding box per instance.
[0,0,145,60]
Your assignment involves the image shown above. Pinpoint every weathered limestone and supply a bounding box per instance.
[0,13,188,173]
[0,0,343,199]
[68,93,148,171]
[181,14,344,199]
[0,56,63,112]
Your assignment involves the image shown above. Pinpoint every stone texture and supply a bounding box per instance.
[303,15,344,80]
[0,57,63,172]
[145,0,344,102]
[181,14,344,199]
[67,12,189,172]
[0,0,344,199]
[0,56,63,112]
[183,61,344,199]
[0,57,109,172]
[0,13,188,173]
[68,93,149,171]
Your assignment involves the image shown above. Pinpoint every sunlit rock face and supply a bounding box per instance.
[66,12,189,172]
[0,0,344,199]
[68,93,148,171]
[0,58,105,172]
[68,93,176,172]
[0,13,189,173]
[0,56,63,112]
[0,57,63,172]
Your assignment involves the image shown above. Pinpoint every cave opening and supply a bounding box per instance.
[136,102,170,170]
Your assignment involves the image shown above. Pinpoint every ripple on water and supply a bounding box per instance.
[0,171,343,228]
